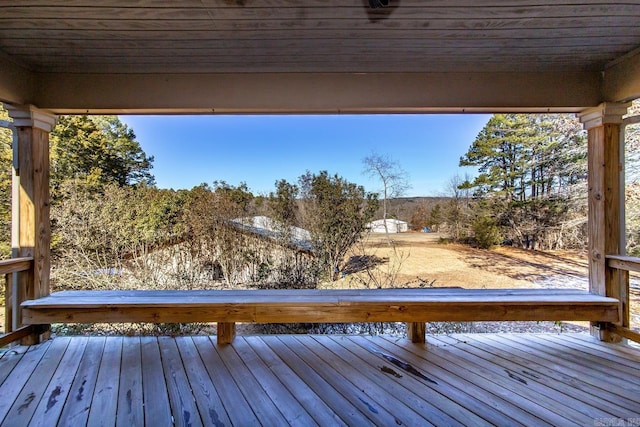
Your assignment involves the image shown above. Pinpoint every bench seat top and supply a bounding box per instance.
[21,288,620,324]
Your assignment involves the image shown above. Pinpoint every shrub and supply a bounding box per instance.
[472,216,502,249]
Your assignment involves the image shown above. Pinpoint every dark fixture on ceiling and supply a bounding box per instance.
[369,0,389,8]
[364,0,398,21]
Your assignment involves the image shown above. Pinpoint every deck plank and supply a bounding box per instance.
[192,336,261,426]
[232,336,318,426]
[281,334,415,426]
[86,336,122,427]
[260,335,373,426]
[439,333,640,415]
[57,337,105,427]
[29,337,88,427]
[297,335,438,426]
[422,334,614,423]
[542,333,640,369]
[0,342,51,424]
[0,333,638,425]
[0,347,28,388]
[318,335,487,426]
[174,336,232,427]
[502,334,640,390]
[158,336,203,427]
[116,337,144,427]
[244,335,346,426]
[214,337,289,426]
[560,333,640,359]
[2,338,69,427]
[481,334,640,406]
[355,335,543,426]
[140,337,172,427]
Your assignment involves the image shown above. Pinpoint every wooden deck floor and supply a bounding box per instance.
[0,333,639,426]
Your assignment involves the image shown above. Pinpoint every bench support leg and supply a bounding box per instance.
[407,322,426,343]
[217,322,236,344]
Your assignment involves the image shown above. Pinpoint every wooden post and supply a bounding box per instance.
[407,322,426,343]
[217,322,236,344]
[4,274,11,334]
[580,102,630,342]
[6,105,56,345]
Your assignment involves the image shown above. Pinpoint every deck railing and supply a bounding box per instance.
[0,256,39,347]
[606,254,640,343]
[3,254,637,345]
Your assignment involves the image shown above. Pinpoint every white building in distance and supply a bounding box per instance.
[367,219,409,234]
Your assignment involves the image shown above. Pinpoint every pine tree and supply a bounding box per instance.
[50,115,154,197]
[460,113,587,249]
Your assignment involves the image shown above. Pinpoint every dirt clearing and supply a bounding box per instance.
[336,232,589,290]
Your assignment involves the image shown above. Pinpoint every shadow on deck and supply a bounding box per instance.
[0,333,639,426]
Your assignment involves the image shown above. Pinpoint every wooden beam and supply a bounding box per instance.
[0,52,35,106]
[20,289,621,325]
[0,257,33,275]
[0,324,45,348]
[31,71,602,115]
[607,254,640,273]
[604,47,640,103]
[4,274,11,334]
[580,102,630,341]
[6,105,56,345]
[217,322,235,345]
[606,324,640,344]
[406,322,426,344]
[1,258,34,333]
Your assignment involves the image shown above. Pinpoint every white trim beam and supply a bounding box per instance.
[0,53,35,106]
[604,48,640,104]
[5,104,57,132]
[31,71,602,115]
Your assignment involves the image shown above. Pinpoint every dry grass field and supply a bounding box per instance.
[335,232,589,290]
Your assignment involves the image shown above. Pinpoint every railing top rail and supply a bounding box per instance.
[0,257,33,275]
[606,254,640,273]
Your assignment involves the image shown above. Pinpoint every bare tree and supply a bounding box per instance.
[443,173,472,240]
[362,152,410,242]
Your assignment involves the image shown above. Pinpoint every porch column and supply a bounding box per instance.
[6,105,56,345]
[579,102,630,342]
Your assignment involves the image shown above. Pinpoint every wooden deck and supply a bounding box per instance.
[0,333,639,426]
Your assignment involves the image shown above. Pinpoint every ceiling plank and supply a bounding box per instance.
[2,4,639,20]
[2,36,636,51]
[2,16,638,31]
[2,27,635,41]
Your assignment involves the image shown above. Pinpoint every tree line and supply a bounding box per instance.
[0,111,379,290]
[409,105,640,252]
[408,113,587,249]
[1,106,639,293]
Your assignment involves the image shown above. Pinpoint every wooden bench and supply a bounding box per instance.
[20,288,620,343]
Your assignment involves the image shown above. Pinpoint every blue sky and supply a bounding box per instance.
[119,114,491,197]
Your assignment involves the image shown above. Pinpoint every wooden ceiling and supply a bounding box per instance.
[1,0,639,74]
[0,1,639,113]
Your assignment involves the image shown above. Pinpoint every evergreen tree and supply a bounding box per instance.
[428,204,443,232]
[460,113,587,249]
[298,171,378,280]
[50,115,154,196]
